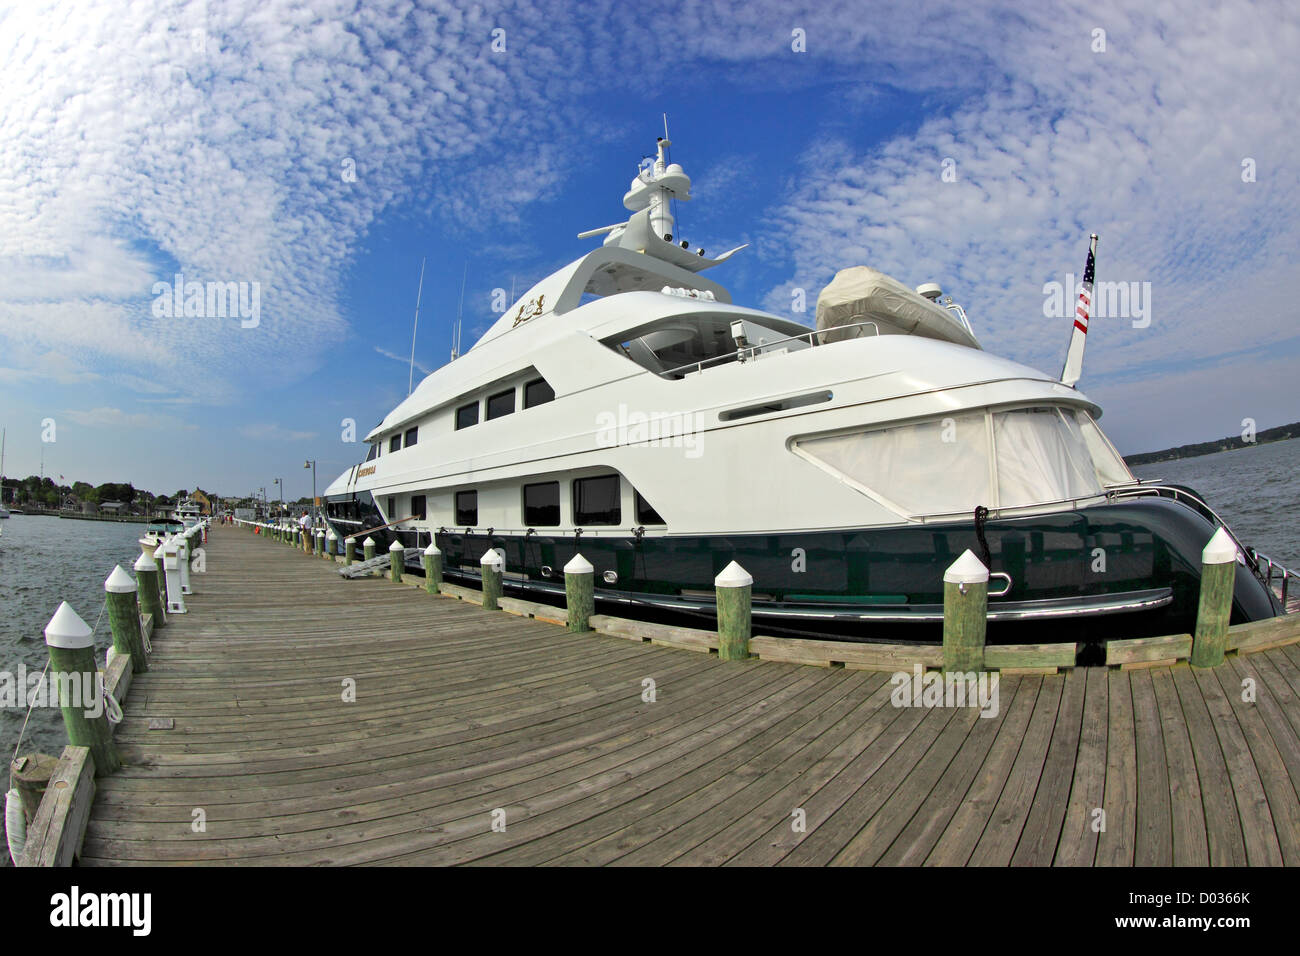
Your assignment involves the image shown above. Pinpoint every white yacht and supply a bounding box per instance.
[322,135,1284,641]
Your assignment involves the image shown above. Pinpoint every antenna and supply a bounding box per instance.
[407,256,426,396]
[663,113,669,141]
[451,261,467,360]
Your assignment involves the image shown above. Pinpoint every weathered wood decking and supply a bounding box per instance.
[81,527,1300,866]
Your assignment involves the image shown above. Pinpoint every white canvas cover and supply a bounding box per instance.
[815,266,980,349]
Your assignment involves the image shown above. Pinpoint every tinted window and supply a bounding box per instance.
[487,388,516,420]
[404,427,418,448]
[389,434,401,453]
[410,495,426,520]
[455,490,477,526]
[456,403,479,430]
[365,443,377,462]
[524,378,555,408]
[635,491,664,525]
[387,496,395,519]
[523,482,559,526]
[573,475,620,525]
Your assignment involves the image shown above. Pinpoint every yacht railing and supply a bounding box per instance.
[660,320,881,378]
[1108,483,1298,605]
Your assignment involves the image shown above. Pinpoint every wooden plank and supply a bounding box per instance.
[1095,668,1137,866]
[1171,666,1247,865]
[749,635,943,669]
[1150,669,1208,865]
[1009,670,1086,865]
[1227,614,1300,654]
[984,643,1077,671]
[1107,634,1191,666]
[105,653,133,714]
[18,746,96,867]
[588,615,719,651]
[1055,666,1109,865]
[925,676,1042,866]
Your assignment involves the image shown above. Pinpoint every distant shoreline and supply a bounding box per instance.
[1125,423,1298,466]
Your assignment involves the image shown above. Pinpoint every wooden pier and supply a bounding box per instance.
[61,526,1300,865]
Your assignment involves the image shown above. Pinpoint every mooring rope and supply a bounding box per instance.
[8,597,108,792]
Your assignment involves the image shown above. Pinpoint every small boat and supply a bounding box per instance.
[139,518,184,558]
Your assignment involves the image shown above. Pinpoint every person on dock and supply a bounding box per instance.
[298,511,312,551]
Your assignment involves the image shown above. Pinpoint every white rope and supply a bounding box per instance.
[104,691,123,726]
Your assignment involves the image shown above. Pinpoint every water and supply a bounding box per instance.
[1,515,146,772]
[1131,437,1300,571]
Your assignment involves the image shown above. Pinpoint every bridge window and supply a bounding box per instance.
[573,475,620,525]
[389,434,401,453]
[455,490,477,526]
[455,402,479,430]
[523,481,560,526]
[404,427,418,448]
[365,443,377,462]
[524,377,555,408]
[635,491,664,525]
[487,388,516,420]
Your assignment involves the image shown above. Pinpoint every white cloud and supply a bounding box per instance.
[239,422,317,442]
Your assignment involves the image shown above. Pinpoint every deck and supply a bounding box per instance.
[80,526,1300,866]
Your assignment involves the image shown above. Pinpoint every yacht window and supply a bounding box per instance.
[1076,411,1137,486]
[573,475,621,525]
[796,412,992,518]
[410,495,426,520]
[455,402,479,430]
[365,443,377,462]
[523,481,560,526]
[404,427,418,448]
[487,388,516,420]
[992,407,1104,508]
[387,496,396,519]
[635,491,664,525]
[524,378,555,408]
[455,490,477,526]
[389,434,401,453]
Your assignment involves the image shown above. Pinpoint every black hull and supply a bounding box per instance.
[325,491,1283,647]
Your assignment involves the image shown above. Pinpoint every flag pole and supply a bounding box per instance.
[1060,233,1099,387]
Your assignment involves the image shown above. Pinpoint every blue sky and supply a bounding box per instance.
[1,0,1298,500]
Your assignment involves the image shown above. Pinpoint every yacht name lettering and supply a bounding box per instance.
[357,464,377,477]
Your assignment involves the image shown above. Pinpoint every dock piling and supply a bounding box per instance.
[363,537,376,563]
[327,530,338,560]
[133,552,166,629]
[104,566,148,673]
[1190,527,1238,668]
[43,603,121,776]
[942,549,988,672]
[715,561,753,660]
[389,540,405,583]
[345,537,356,566]
[481,549,503,611]
[423,542,442,594]
[565,554,594,632]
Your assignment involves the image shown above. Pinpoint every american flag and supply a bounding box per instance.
[1074,243,1095,335]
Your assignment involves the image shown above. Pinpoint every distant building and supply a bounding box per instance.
[100,500,126,514]
[80,500,99,515]
[192,489,214,515]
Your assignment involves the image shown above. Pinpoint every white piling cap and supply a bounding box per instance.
[564,553,593,575]
[317,530,325,539]
[327,531,338,541]
[389,539,405,551]
[45,601,94,649]
[133,552,156,572]
[1203,526,1238,565]
[480,548,504,569]
[714,560,753,588]
[424,541,441,556]
[104,564,138,594]
[363,536,375,547]
[944,549,989,584]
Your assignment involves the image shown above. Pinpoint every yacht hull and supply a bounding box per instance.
[331,494,1281,643]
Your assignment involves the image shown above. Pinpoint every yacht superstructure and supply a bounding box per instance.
[323,135,1283,640]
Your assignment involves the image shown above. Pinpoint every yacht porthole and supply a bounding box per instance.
[541,565,553,578]
[603,571,618,584]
